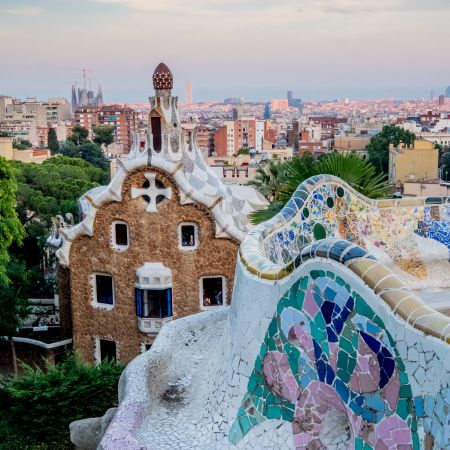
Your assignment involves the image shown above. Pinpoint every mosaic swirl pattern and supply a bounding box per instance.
[231,270,419,449]
[263,176,450,281]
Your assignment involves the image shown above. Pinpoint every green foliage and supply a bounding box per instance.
[0,257,30,337]
[0,131,10,138]
[13,156,107,228]
[366,125,415,174]
[58,141,109,172]
[47,128,59,155]
[441,151,450,181]
[67,125,89,145]
[12,139,32,150]
[0,353,124,448]
[248,158,289,202]
[249,152,390,224]
[236,148,250,156]
[93,125,115,147]
[315,152,390,198]
[0,158,25,285]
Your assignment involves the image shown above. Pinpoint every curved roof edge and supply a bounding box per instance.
[56,130,267,267]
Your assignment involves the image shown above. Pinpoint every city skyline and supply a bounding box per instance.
[0,0,449,101]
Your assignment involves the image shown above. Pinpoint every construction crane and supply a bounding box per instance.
[64,67,93,89]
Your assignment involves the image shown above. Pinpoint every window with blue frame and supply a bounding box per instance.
[95,274,114,305]
[135,288,172,318]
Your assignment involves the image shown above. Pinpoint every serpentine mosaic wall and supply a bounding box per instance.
[264,176,450,282]
[231,267,448,449]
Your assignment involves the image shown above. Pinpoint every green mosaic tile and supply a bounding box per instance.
[340,337,354,353]
[248,376,257,393]
[399,372,409,385]
[396,357,405,372]
[355,437,364,450]
[266,405,282,419]
[354,298,374,318]
[281,406,294,421]
[299,276,309,291]
[400,384,412,399]
[397,399,409,419]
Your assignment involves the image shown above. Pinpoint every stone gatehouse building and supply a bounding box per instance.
[55,63,266,363]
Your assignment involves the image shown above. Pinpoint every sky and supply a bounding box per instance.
[0,0,449,102]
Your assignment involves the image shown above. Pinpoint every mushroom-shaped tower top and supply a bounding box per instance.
[153,63,173,90]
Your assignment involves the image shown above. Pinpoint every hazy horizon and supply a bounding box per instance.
[1,0,449,103]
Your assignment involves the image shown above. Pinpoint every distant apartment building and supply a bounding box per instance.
[270,99,289,112]
[75,106,100,130]
[0,96,70,146]
[195,124,214,156]
[214,118,271,156]
[98,105,138,154]
[333,135,371,157]
[287,121,326,156]
[403,180,450,197]
[419,132,450,148]
[389,139,438,184]
[75,105,138,153]
[287,90,301,108]
[309,116,348,138]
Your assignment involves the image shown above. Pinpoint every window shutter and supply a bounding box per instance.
[135,288,144,317]
[167,288,172,317]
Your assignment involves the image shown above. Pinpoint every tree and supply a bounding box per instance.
[10,156,108,303]
[92,125,115,147]
[0,131,10,137]
[67,125,89,146]
[248,158,289,202]
[47,128,59,155]
[12,139,32,150]
[249,152,390,224]
[366,125,415,175]
[58,141,110,172]
[0,158,26,374]
[0,158,25,284]
[0,258,30,376]
[0,353,124,448]
[441,151,450,181]
[13,156,107,227]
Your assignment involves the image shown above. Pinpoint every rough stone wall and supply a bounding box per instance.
[69,166,239,363]
[57,265,72,338]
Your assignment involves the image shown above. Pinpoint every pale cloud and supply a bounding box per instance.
[91,0,450,16]
[0,5,43,16]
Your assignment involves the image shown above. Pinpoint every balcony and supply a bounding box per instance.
[137,316,173,334]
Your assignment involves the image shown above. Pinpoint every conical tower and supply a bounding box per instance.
[96,84,104,106]
[71,84,78,115]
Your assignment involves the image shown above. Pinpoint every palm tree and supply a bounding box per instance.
[248,158,288,202]
[314,152,390,198]
[249,152,390,224]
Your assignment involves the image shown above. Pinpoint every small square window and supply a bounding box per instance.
[200,277,225,308]
[181,225,195,246]
[115,223,128,246]
[112,221,129,250]
[95,274,114,305]
[179,223,198,250]
[99,339,116,361]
